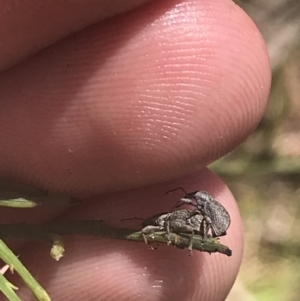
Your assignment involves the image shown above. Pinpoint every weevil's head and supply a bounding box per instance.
[191,191,213,205]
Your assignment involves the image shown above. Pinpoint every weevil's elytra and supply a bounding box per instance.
[141,209,205,252]
[175,190,231,238]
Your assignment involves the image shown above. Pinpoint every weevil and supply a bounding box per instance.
[141,209,205,252]
[167,188,231,239]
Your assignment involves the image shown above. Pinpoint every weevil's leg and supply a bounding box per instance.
[202,220,207,241]
[172,200,184,211]
[201,216,212,241]
[165,219,172,244]
[173,224,195,253]
[141,225,164,246]
[142,233,148,245]
[188,231,194,255]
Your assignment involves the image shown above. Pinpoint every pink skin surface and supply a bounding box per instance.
[0,0,271,300]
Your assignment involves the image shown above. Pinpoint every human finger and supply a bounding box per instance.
[9,169,243,301]
[0,0,153,71]
[0,0,271,195]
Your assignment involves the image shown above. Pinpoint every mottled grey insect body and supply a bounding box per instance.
[141,209,204,251]
[178,191,230,237]
[166,208,204,235]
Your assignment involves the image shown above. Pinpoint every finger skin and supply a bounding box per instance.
[0,0,271,196]
[5,170,243,301]
[0,0,153,71]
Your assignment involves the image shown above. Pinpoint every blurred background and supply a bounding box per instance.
[210,1,300,300]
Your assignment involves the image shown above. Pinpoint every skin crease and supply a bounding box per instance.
[0,0,153,71]
[0,0,271,300]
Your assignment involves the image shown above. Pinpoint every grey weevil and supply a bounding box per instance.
[168,188,231,239]
[141,209,205,252]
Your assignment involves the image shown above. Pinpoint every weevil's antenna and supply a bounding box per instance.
[121,217,144,222]
[165,187,188,195]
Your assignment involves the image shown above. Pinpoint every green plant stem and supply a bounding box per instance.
[0,240,51,301]
[0,179,81,208]
[0,272,22,301]
[0,221,232,256]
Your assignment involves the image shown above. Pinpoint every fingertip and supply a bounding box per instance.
[12,169,242,301]
[0,0,271,196]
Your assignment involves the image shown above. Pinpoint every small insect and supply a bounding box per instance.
[167,187,231,239]
[141,209,205,252]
